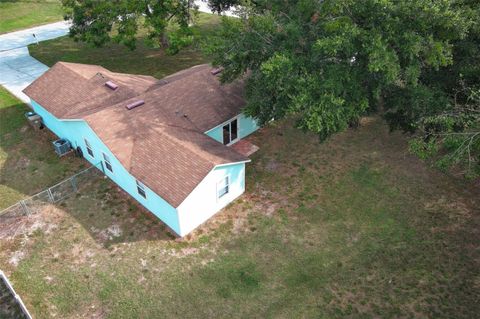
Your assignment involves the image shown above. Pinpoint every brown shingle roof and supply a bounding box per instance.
[23,62,249,207]
[23,62,160,119]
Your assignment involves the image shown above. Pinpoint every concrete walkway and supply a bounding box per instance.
[0,21,71,103]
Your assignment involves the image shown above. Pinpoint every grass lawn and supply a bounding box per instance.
[0,93,479,317]
[1,13,479,318]
[0,0,63,34]
[29,13,221,79]
[0,87,85,209]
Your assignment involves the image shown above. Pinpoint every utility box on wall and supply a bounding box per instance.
[24,111,43,130]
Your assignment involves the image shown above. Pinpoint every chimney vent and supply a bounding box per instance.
[105,81,118,90]
[126,100,145,110]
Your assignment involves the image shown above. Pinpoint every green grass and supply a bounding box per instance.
[2,13,479,318]
[29,13,221,79]
[1,108,479,318]
[0,0,63,34]
[0,87,85,209]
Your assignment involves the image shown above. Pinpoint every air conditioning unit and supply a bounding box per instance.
[52,139,72,157]
[24,111,43,130]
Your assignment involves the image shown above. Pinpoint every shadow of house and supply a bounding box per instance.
[0,100,178,246]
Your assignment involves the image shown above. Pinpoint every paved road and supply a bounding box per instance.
[0,21,71,52]
[0,21,71,103]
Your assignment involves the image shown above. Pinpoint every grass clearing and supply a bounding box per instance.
[0,0,63,34]
[2,13,480,317]
[1,94,478,317]
[29,13,221,79]
[0,87,85,209]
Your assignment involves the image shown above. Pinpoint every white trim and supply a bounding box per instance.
[224,117,240,146]
[216,174,230,200]
[102,152,114,173]
[136,179,147,199]
[84,137,95,159]
[204,114,241,134]
[215,160,251,168]
[175,162,247,208]
[59,118,84,122]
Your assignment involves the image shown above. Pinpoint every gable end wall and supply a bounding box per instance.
[176,163,246,236]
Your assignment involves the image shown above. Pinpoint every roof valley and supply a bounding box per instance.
[23,62,249,207]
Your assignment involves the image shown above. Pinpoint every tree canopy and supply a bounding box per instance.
[204,0,240,14]
[206,0,479,176]
[61,0,197,53]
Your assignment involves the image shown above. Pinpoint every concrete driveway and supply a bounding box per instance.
[0,21,70,103]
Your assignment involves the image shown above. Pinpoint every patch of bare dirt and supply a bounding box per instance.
[0,204,63,240]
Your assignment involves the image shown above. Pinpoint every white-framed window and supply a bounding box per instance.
[84,138,94,158]
[222,118,239,145]
[103,152,113,173]
[217,175,230,199]
[136,180,147,199]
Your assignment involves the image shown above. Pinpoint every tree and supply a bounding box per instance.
[205,0,473,140]
[203,0,240,14]
[409,84,479,178]
[384,0,480,177]
[62,0,197,52]
[206,0,480,176]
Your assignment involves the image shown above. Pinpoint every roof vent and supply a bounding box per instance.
[105,81,118,90]
[210,67,223,75]
[126,100,145,110]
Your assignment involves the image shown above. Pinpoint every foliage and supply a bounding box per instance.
[61,0,198,50]
[203,0,240,14]
[29,13,219,80]
[206,0,472,140]
[206,0,479,177]
[409,85,480,178]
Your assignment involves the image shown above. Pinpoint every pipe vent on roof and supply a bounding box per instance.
[105,81,118,90]
[210,67,223,75]
[126,100,145,110]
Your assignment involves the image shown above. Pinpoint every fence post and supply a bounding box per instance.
[0,164,99,217]
[20,200,29,216]
[47,188,55,203]
[71,175,78,192]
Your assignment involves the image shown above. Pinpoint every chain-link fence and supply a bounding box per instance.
[0,163,103,219]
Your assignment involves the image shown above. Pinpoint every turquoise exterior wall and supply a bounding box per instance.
[205,113,259,144]
[30,100,181,234]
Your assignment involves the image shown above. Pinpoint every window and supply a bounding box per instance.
[222,118,239,145]
[84,138,94,158]
[136,180,147,199]
[217,176,230,199]
[103,153,113,173]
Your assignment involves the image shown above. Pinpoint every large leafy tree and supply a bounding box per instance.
[62,0,197,52]
[203,0,240,14]
[409,84,479,177]
[206,0,478,175]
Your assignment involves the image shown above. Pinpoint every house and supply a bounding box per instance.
[22,62,259,236]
